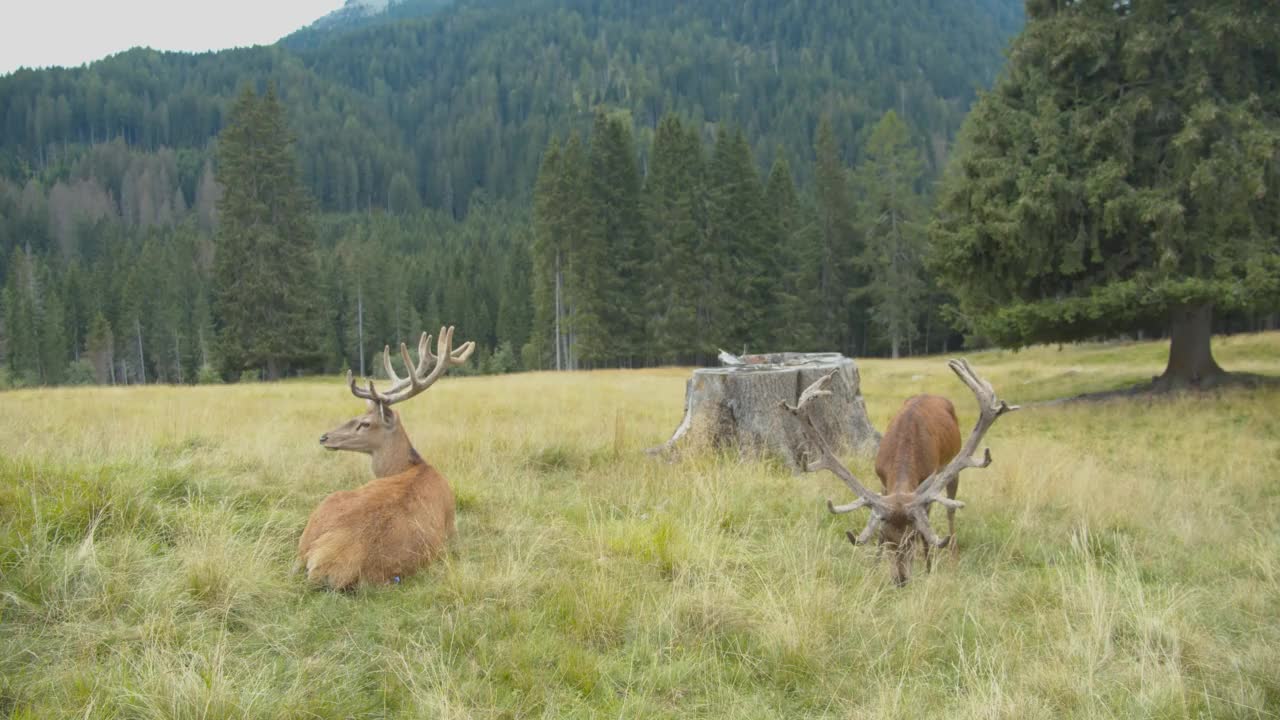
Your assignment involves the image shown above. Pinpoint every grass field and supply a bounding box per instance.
[2,333,1279,718]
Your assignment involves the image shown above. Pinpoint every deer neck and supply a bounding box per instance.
[889,465,921,495]
[370,423,425,478]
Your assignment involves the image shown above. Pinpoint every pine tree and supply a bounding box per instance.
[191,288,215,372]
[813,114,858,353]
[3,248,41,385]
[585,112,646,365]
[85,312,115,384]
[387,171,420,215]
[567,123,612,368]
[577,113,628,366]
[496,233,533,365]
[932,0,1280,388]
[707,126,772,352]
[856,110,927,358]
[531,137,564,369]
[118,269,147,384]
[37,259,68,384]
[61,262,88,362]
[766,154,822,350]
[645,114,704,363]
[213,84,326,380]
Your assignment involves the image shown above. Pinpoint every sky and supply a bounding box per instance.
[0,0,345,76]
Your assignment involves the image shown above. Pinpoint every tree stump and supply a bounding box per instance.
[649,352,880,469]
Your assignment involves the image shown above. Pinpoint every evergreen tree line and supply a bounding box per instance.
[0,203,534,388]
[0,213,542,389]
[528,110,953,369]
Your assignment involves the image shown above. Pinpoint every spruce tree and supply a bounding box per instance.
[61,262,88,362]
[556,133,591,370]
[932,0,1280,388]
[85,312,115,384]
[766,154,822,350]
[496,234,533,365]
[856,111,927,358]
[707,126,772,352]
[213,84,325,379]
[37,260,68,384]
[569,117,615,367]
[387,171,420,215]
[645,114,704,363]
[584,112,646,366]
[3,248,40,384]
[531,138,565,369]
[813,115,858,353]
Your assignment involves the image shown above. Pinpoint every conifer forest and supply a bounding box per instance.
[0,0,1276,385]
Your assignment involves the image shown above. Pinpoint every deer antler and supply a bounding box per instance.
[347,325,475,406]
[908,359,1019,512]
[783,371,890,543]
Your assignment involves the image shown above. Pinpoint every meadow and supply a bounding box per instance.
[2,333,1278,719]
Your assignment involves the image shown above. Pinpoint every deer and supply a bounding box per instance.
[298,326,475,590]
[784,359,1018,586]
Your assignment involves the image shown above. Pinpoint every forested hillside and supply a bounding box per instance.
[1,0,1022,214]
[0,0,1025,385]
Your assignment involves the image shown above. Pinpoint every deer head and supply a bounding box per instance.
[320,326,475,475]
[785,359,1018,585]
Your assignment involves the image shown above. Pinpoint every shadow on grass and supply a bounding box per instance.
[1033,371,1280,406]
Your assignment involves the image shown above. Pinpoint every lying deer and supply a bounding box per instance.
[298,326,475,590]
[785,359,1017,586]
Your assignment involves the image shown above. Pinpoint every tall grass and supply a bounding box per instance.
[2,333,1278,718]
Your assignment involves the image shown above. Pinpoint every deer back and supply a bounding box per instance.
[299,461,455,588]
[874,395,962,494]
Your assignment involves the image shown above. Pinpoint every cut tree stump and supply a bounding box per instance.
[649,352,880,469]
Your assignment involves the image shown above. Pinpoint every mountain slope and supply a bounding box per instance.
[0,0,1022,216]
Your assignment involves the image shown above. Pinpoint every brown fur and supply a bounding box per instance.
[873,395,962,585]
[298,405,455,589]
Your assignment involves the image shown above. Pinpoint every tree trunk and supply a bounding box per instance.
[1155,303,1224,389]
[554,254,563,371]
[649,352,880,469]
[135,318,146,385]
[357,285,365,378]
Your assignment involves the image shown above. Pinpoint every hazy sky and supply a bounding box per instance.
[0,1,344,76]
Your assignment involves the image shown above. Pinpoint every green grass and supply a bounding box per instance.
[2,333,1279,718]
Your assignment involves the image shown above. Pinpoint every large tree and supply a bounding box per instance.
[813,115,860,354]
[644,114,705,364]
[766,154,823,352]
[707,126,773,352]
[585,112,647,366]
[856,110,928,359]
[530,138,565,370]
[931,0,1280,388]
[213,84,325,380]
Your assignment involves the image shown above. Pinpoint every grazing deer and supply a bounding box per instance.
[785,359,1018,586]
[298,326,475,590]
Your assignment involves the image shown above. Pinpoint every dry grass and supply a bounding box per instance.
[2,333,1279,718]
